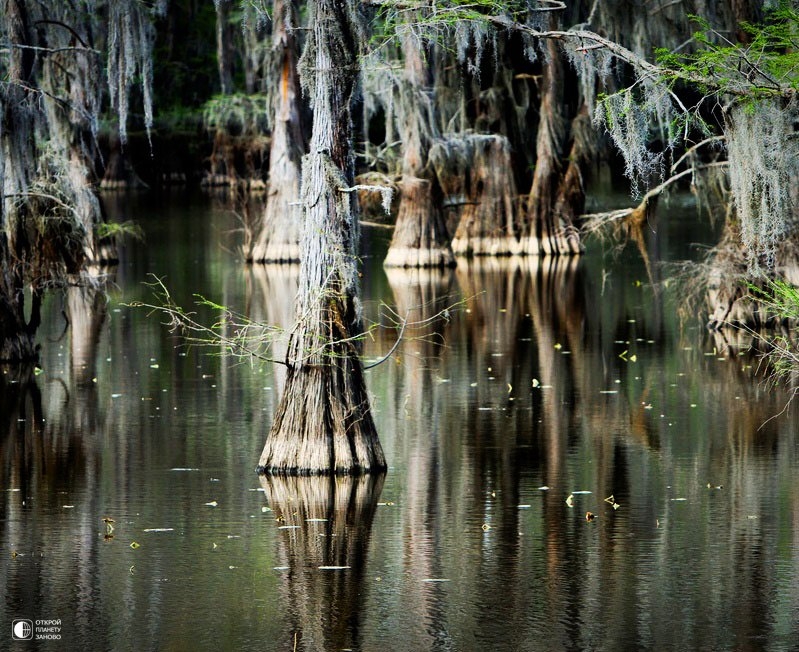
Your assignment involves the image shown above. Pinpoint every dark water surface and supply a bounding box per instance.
[3,192,799,651]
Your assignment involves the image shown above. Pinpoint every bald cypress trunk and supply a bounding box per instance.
[384,20,454,268]
[1,0,39,361]
[527,35,582,255]
[448,135,525,256]
[250,0,304,263]
[257,0,386,475]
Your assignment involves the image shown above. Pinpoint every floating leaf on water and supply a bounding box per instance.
[585,512,596,521]
[481,523,491,531]
[205,501,218,507]
[532,378,540,388]
[538,486,550,491]
[318,566,350,570]
[130,542,140,549]
[470,382,478,387]
[228,565,237,570]
[111,393,123,398]
[377,501,395,506]
[261,506,272,513]
[554,343,562,350]
[212,543,218,549]
[566,494,575,508]
[507,383,512,393]
[150,364,159,369]
[629,354,637,362]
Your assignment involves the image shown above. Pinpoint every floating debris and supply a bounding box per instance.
[130,542,140,549]
[143,528,174,533]
[572,491,593,495]
[532,378,540,388]
[421,578,451,583]
[481,523,491,531]
[204,501,218,507]
[538,486,550,491]
[604,495,621,510]
[170,468,200,472]
[585,512,596,521]
[566,494,575,508]
[517,504,532,509]
[318,566,350,570]
[278,525,300,530]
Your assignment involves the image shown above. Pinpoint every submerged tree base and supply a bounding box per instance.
[256,354,387,476]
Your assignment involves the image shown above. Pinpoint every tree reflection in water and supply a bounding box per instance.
[260,474,384,651]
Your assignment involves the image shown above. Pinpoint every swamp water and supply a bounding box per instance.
[2,192,799,651]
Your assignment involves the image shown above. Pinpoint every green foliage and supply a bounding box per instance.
[747,279,799,383]
[656,4,799,99]
[202,93,270,136]
[95,221,145,242]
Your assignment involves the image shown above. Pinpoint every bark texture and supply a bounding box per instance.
[527,35,582,255]
[438,135,524,256]
[250,0,304,263]
[258,0,386,475]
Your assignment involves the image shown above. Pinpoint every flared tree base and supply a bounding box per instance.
[257,355,387,476]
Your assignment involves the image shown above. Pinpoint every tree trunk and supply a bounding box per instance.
[446,135,525,256]
[384,21,454,268]
[0,237,38,362]
[215,0,234,95]
[257,0,386,475]
[249,0,304,263]
[527,35,582,255]
[1,0,39,361]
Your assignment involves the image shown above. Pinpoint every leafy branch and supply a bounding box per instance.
[128,275,465,369]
